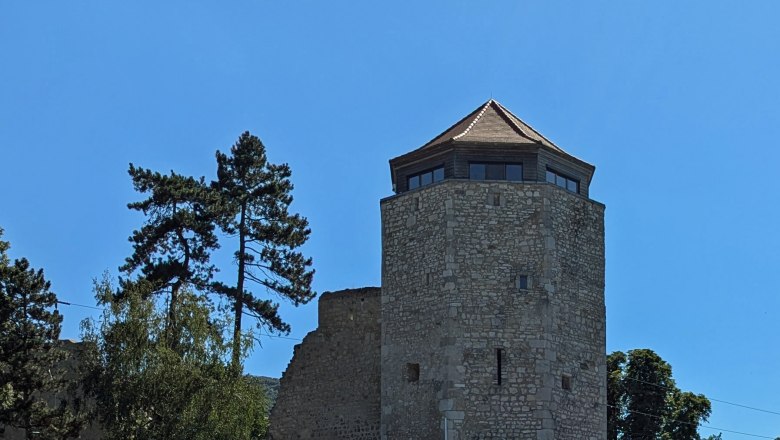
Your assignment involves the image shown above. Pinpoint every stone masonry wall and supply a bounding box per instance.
[269,288,382,440]
[380,180,605,440]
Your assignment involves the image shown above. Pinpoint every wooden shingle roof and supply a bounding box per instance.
[418,99,565,153]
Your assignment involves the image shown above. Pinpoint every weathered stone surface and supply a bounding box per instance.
[269,287,381,440]
[380,180,606,439]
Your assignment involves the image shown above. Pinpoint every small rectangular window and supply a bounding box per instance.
[433,167,444,182]
[516,275,528,290]
[556,174,566,188]
[562,375,571,391]
[408,175,420,190]
[546,170,556,184]
[492,193,501,206]
[567,179,578,193]
[406,363,420,382]
[506,164,523,181]
[470,163,486,180]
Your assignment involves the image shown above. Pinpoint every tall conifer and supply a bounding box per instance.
[213,132,315,373]
[0,229,85,439]
[121,165,218,342]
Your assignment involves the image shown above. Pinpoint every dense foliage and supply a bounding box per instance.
[79,132,313,435]
[608,349,711,440]
[82,277,268,440]
[0,228,85,439]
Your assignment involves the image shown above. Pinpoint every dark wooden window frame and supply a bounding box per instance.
[545,167,579,194]
[469,162,523,182]
[407,165,445,190]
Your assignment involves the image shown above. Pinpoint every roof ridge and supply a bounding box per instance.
[451,100,493,141]
[494,100,562,151]
[491,99,533,140]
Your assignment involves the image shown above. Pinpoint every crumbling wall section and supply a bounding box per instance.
[269,287,381,440]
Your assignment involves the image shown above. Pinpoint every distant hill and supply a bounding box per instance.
[248,375,280,408]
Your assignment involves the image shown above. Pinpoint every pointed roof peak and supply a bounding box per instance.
[418,99,564,153]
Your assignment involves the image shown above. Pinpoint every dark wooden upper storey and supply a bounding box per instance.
[389,100,596,198]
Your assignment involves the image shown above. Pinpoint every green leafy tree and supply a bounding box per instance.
[0,228,85,439]
[120,165,218,343]
[82,276,268,440]
[662,389,711,440]
[212,132,315,372]
[624,349,674,438]
[608,349,711,440]
[607,351,626,440]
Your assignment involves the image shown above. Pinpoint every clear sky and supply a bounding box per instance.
[2,1,779,437]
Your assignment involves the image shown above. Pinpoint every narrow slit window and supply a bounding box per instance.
[492,193,501,206]
[496,348,504,386]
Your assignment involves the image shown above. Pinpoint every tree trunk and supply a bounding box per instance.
[231,203,247,374]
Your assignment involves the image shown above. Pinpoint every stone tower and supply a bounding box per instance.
[380,100,606,439]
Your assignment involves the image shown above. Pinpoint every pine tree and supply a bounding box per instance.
[212,132,315,373]
[120,165,219,343]
[0,228,85,439]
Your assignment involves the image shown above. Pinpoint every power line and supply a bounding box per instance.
[51,298,780,427]
[622,375,780,417]
[606,403,776,439]
[258,331,302,341]
[56,300,103,311]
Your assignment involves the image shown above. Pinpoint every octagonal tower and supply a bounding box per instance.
[380,99,606,439]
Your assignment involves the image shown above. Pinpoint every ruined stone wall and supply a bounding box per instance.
[269,288,382,440]
[380,180,605,440]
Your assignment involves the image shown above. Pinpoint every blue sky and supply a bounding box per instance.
[2,1,779,437]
